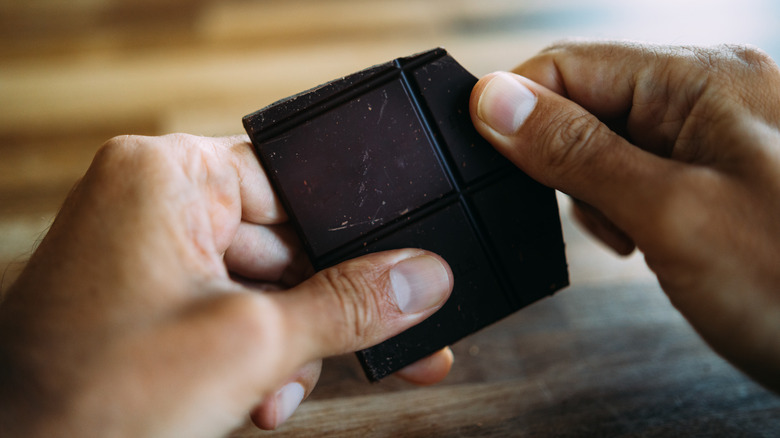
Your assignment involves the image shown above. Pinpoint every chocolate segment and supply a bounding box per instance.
[243,48,569,381]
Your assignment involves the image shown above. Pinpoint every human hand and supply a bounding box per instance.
[470,41,780,390]
[0,134,453,437]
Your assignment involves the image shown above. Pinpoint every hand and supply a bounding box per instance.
[0,134,454,437]
[470,41,780,390]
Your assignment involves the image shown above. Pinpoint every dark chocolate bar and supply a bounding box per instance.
[243,48,569,381]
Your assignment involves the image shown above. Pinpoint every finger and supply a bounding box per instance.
[276,249,453,363]
[512,41,696,156]
[249,360,322,430]
[570,199,636,256]
[216,135,288,224]
[156,249,451,428]
[513,41,643,118]
[146,250,451,434]
[224,222,312,286]
[511,41,780,160]
[393,347,454,385]
[469,71,680,237]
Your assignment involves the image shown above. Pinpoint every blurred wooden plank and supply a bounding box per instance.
[0,0,569,58]
[0,35,548,141]
[0,214,53,294]
[195,0,574,45]
[0,0,207,59]
[0,136,104,195]
[309,279,685,400]
[232,375,780,437]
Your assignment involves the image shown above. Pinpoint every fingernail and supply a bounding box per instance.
[477,72,537,135]
[274,382,305,428]
[390,255,451,314]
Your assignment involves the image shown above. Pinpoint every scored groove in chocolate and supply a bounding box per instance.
[244,48,569,381]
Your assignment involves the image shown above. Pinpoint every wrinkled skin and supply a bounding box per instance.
[471,41,780,391]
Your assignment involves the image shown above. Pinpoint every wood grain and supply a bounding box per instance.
[232,281,780,437]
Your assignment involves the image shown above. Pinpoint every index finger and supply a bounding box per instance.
[219,135,288,224]
[514,41,645,118]
[515,40,780,164]
[513,40,704,156]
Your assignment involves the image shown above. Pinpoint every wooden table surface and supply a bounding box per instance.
[2,1,780,436]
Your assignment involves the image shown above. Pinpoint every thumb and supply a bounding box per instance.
[274,249,453,364]
[127,249,451,435]
[469,71,674,232]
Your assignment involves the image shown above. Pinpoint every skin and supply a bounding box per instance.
[0,134,454,437]
[470,40,780,391]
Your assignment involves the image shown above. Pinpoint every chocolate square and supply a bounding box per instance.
[243,48,568,381]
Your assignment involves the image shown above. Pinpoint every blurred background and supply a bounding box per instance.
[3,0,779,293]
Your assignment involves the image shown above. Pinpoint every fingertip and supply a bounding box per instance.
[250,382,305,430]
[394,347,454,385]
[250,398,275,430]
[249,361,321,430]
[472,72,538,137]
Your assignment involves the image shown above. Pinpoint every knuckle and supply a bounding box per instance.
[539,109,610,176]
[721,44,775,71]
[554,111,601,152]
[95,134,142,163]
[684,44,777,78]
[94,134,161,171]
[92,134,205,182]
[88,135,149,185]
[316,263,385,348]
[539,39,574,56]
[95,133,199,165]
[85,135,191,202]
